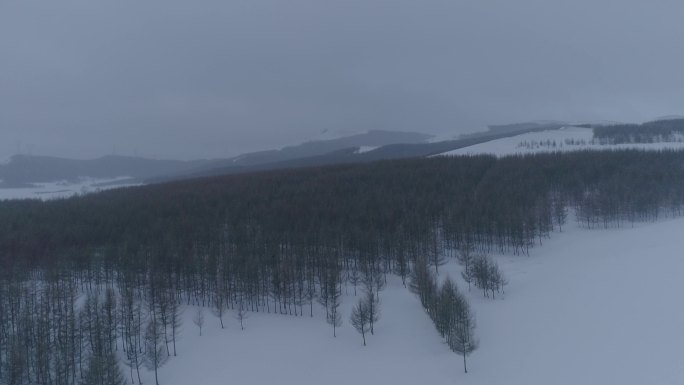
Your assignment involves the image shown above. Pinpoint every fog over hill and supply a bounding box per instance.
[6,118,684,192]
[0,130,432,187]
[4,1,684,384]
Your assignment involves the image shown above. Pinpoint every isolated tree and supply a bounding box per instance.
[394,251,410,287]
[192,308,205,337]
[212,292,226,329]
[235,298,248,330]
[350,298,370,346]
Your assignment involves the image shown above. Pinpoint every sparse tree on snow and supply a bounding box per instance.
[350,298,370,346]
[193,308,205,337]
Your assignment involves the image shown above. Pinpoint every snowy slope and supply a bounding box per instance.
[145,281,459,385]
[438,127,684,157]
[355,146,379,154]
[138,217,684,385]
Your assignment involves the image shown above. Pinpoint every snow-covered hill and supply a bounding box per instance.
[137,217,684,385]
[437,126,684,157]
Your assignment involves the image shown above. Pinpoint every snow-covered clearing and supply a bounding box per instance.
[143,217,684,385]
[0,177,139,201]
[355,146,379,154]
[438,126,684,157]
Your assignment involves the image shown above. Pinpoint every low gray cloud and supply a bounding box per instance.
[2,0,683,159]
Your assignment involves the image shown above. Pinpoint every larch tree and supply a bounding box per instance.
[144,318,169,385]
[350,298,370,346]
[193,308,205,337]
[169,297,182,356]
[448,294,478,374]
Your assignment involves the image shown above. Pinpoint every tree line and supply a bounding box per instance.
[592,119,684,144]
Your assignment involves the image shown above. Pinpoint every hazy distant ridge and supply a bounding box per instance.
[0,155,209,187]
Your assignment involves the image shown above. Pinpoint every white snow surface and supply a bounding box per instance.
[438,126,684,157]
[0,177,139,201]
[355,146,379,154]
[141,217,684,385]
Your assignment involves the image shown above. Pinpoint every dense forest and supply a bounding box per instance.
[592,119,684,144]
[2,150,684,384]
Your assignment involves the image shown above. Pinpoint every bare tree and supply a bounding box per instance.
[122,293,144,385]
[472,256,492,298]
[488,261,507,299]
[364,289,380,335]
[169,297,182,356]
[234,297,248,330]
[350,298,370,346]
[324,274,342,337]
[192,308,205,337]
[429,226,447,274]
[348,267,361,296]
[212,292,226,329]
[144,318,169,385]
[457,246,474,291]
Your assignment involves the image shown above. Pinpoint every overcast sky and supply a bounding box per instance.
[2,0,684,160]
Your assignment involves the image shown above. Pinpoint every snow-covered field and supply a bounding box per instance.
[0,177,139,201]
[438,127,684,157]
[141,217,684,385]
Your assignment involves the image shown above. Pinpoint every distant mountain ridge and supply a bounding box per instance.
[0,130,433,187]
[0,155,209,187]
[215,129,431,167]
[5,118,682,189]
